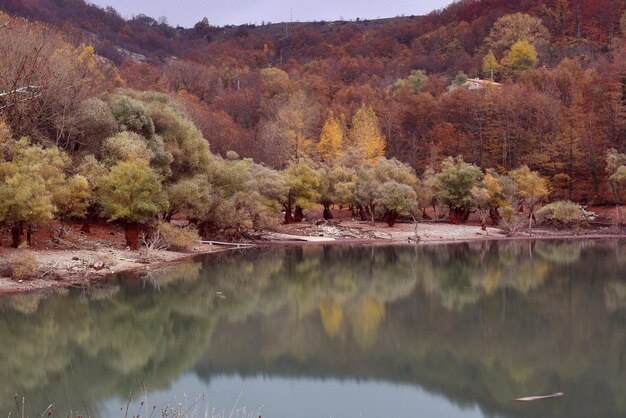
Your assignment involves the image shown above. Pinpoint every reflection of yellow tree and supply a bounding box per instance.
[350,297,385,348]
[319,300,344,338]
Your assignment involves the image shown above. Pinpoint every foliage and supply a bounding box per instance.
[435,156,483,224]
[96,159,168,224]
[283,160,323,222]
[537,200,583,225]
[348,105,386,164]
[355,158,419,225]
[482,50,500,79]
[486,13,550,53]
[505,40,538,72]
[109,94,156,139]
[509,165,550,232]
[9,252,38,279]
[394,69,428,94]
[317,112,344,163]
[101,131,153,166]
[53,175,92,220]
[375,181,418,226]
[158,222,200,250]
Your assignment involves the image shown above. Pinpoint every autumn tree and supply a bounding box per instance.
[435,156,483,224]
[53,175,92,235]
[504,40,538,73]
[0,139,69,246]
[482,50,500,80]
[259,91,319,166]
[486,13,550,54]
[317,112,344,163]
[348,105,386,164]
[509,165,550,234]
[97,158,168,249]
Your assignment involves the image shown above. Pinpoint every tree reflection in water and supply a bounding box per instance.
[0,240,625,418]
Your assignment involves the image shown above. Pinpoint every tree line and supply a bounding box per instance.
[0,8,625,249]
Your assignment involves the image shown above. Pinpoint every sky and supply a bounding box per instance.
[88,0,453,28]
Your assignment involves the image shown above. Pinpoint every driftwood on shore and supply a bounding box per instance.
[200,240,256,248]
[514,392,564,402]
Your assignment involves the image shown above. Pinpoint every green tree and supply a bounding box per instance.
[97,159,168,249]
[606,149,626,223]
[0,139,69,246]
[282,160,323,223]
[435,156,483,224]
[375,181,418,227]
[509,165,550,234]
[394,69,428,94]
[109,93,156,139]
[355,158,418,225]
[53,174,92,235]
[319,165,357,219]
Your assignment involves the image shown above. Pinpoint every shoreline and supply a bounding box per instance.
[1,223,625,295]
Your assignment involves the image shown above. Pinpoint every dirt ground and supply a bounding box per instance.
[272,205,625,243]
[1,205,625,294]
[0,220,221,294]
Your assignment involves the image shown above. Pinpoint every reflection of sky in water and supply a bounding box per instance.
[101,373,491,418]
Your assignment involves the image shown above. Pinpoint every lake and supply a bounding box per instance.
[1,240,625,418]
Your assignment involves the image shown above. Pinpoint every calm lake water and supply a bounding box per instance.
[1,240,626,418]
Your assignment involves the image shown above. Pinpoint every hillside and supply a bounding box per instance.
[0,0,625,253]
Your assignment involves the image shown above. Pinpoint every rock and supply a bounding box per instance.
[72,256,80,261]
[90,261,105,271]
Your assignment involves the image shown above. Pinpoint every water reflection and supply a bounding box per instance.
[0,240,625,418]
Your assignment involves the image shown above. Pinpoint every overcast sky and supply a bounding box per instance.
[88,0,453,28]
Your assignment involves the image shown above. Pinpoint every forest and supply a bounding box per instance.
[0,0,625,248]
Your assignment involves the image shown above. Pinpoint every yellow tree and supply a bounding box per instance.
[482,50,500,80]
[505,40,538,72]
[348,105,385,164]
[317,112,344,163]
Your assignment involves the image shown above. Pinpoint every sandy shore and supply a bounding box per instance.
[0,220,624,295]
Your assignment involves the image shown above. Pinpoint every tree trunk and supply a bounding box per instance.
[26,224,33,246]
[448,207,470,224]
[368,205,375,225]
[358,205,367,221]
[294,206,304,222]
[489,207,501,225]
[322,204,333,220]
[11,222,24,248]
[124,223,140,250]
[284,203,293,224]
[385,211,397,227]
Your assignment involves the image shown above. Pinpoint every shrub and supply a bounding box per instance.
[537,200,583,225]
[499,206,525,236]
[158,223,200,251]
[10,253,38,279]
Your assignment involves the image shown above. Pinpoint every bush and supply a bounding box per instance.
[10,253,38,279]
[499,206,525,236]
[158,223,200,251]
[537,200,583,225]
